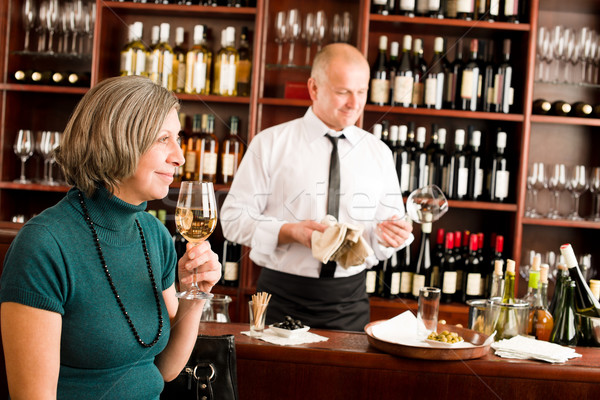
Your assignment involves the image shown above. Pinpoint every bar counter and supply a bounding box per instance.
[199,322,600,399]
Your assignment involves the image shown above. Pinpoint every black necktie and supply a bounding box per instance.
[320,133,344,278]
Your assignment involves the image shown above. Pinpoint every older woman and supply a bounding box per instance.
[0,75,221,399]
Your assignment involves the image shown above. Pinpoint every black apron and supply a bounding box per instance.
[256,268,370,332]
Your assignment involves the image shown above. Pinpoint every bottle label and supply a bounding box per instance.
[135,51,147,76]
[176,60,186,90]
[222,153,236,177]
[193,59,208,92]
[441,166,449,193]
[466,272,482,296]
[475,168,484,197]
[237,59,251,84]
[370,79,390,104]
[400,163,410,193]
[493,73,504,105]
[412,274,426,298]
[366,270,377,293]
[490,0,500,15]
[445,72,457,103]
[393,75,413,105]
[224,261,239,281]
[505,0,516,16]
[400,0,416,9]
[184,151,197,174]
[457,0,473,13]
[121,51,133,75]
[161,52,174,89]
[461,70,475,99]
[457,167,469,196]
[411,82,424,106]
[495,170,510,199]
[202,152,218,175]
[373,0,387,5]
[442,271,457,294]
[400,271,413,294]
[219,58,237,95]
[390,272,401,295]
[428,0,440,10]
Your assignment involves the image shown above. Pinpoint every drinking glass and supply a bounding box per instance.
[22,0,37,52]
[314,10,327,52]
[71,0,84,54]
[577,27,592,84]
[58,1,72,53]
[563,28,577,84]
[175,181,217,300]
[274,11,287,65]
[39,131,61,185]
[537,26,551,82]
[546,163,567,219]
[286,9,301,66]
[405,185,449,224]
[551,25,565,83]
[588,167,600,221]
[37,0,49,52]
[13,129,34,183]
[303,13,315,66]
[83,1,96,55]
[417,287,440,338]
[44,0,60,54]
[526,162,546,218]
[331,13,341,43]
[340,12,352,43]
[567,165,588,221]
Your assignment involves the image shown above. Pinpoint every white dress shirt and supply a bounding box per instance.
[220,108,413,278]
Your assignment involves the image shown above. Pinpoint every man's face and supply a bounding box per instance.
[309,59,370,131]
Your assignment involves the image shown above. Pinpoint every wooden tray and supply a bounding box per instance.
[364,320,492,361]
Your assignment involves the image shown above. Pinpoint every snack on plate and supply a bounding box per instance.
[427,330,464,344]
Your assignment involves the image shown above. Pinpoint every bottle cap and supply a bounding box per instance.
[496,131,507,149]
[193,25,205,43]
[175,27,184,45]
[372,123,382,139]
[226,26,236,46]
[437,128,447,145]
[434,37,444,53]
[506,259,515,273]
[445,232,454,249]
[379,35,388,50]
[151,25,160,42]
[159,23,170,42]
[402,35,412,51]
[540,263,549,284]
[454,129,465,145]
[398,125,407,141]
[389,125,399,141]
[495,235,504,253]
[416,127,426,143]
[413,38,423,53]
[531,253,541,271]
[436,228,445,245]
[390,41,399,56]
[470,130,481,147]
[560,244,578,269]
[494,259,504,276]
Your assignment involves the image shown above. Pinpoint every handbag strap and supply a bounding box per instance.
[194,362,216,400]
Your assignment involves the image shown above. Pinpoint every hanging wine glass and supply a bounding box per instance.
[566,164,588,221]
[314,10,327,52]
[577,27,592,85]
[22,0,37,52]
[175,181,217,300]
[303,13,315,66]
[588,166,600,221]
[13,129,34,184]
[274,11,287,65]
[286,9,301,66]
[546,163,567,219]
[405,185,449,224]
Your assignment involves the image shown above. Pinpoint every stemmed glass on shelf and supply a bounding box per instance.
[13,129,34,184]
[274,11,287,65]
[566,165,588,221]
[546,163,567,219]
[314,10,327,52]
[526,162,546,218]
[303,13,315,66]
[22,0,37,52]
[339,12,352,43]
[39,131,61,185]
[589,167,600,221]
[43,0,60,54]
[174,181,217,300]
[286,9,301,66]
[551,25,565,83]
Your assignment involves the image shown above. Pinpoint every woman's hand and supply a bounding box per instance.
[177,241,221,294]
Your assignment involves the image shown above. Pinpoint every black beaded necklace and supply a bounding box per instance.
[78,191,163,348]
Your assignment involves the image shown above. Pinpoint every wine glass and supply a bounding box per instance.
[37,0,48,52]
[314,10,327,52]
[566,164,588,221]
[13,129,34,183]
[175,181,217,300]
[563,28,578,84]
[526,162,546,218]
[331,13,341,43]
[71,0,84,54]
[546,163,567,219]
[405,185,449,224]
[22,0,37,52]
[84,1,96,55]
[274,11,287,65]
[303,13,315,66]
[551,25,565,83]
[39,131,61,185]
[286,9,301,66]
[340,12,352,44]
[588,167,600,221]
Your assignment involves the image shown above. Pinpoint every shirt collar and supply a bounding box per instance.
[302,107,360,145]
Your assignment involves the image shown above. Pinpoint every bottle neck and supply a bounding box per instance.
[501,271,515,303]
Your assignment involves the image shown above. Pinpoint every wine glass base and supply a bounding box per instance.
[13,178,31,184]
[567,213,585,221]
[176,289,214,300]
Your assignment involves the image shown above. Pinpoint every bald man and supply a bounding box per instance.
[221,43,413,331]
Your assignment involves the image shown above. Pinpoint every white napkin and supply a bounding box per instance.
[241,328,329,346]
[491,335,582,363]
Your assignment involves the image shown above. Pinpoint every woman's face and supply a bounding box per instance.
[115,108,184,205]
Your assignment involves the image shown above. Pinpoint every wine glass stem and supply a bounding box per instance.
[305,45,311,66]
[531,189,539,216]
[553,191,561,216]
[24,30,30,51]
[20,158,27,181]
[48,31,54,53]
[594,194,600,219]
[574,195,581,218]
[288,41,295,65]
[277,44,282,65]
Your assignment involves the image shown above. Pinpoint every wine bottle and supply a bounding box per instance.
[540,263,550,308]
[428,0,446,18]
[412,215,432,299]
[447,128,469,200]
[480,39,495,112]
[560,243,600,317]
[399,239,413,298]
[372,123,383,141]
[174,112,187,183]
[503,0,524,23]
[410,126,428,191]
[381,120,390,145]
[183,114,202,181]
[444,38,463,109]
[570,101,593,118]
[213,26,239,96]
[149,25,160,52]
[460,39,481,112]
[388,124,399,153]
[120,21,148,77]
[393,35,414,107]
[198,114,219,183]
[13,69,33,83]
[466,129,483,201]
[549,280,578,346]
[592,104,600,118]
[388,41,399,102]
[522,253,541,306]
[185,24,212,95]
[426,126,447,189]
[440,232,457,303]
[489,259,504,299]
[220,115,245,185]
[487,130,509,202]
[411,38,426,108]
[383,251,401,298]
[372,0,389,14]
[446,0,458,18]
[431,228,445,288]
[172,26,187,94]
[493,259,518,340]
[424,37,446,110]
[148,23,174,90]
[527,265,554,341]
[370,35,390,106]
[532,98,551,115]
[549,262,568,318]
[494,39,514,114]
[478,0,500,21]
[551,100,571,116]
[453,231,464,302]
[463,233,482,302]
[30,70,53,85]
[66,72,90,87]
[398,0,416,17]
[222,240,241,286]
[396,125,411,196]
[456,0,474,20]
[415,0,429,16]
[237,26,252,97]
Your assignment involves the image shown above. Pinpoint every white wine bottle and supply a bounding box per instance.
[560,243,600,317]
[213,26,239,96]
[220,115,245,185]
[237,26,252,97]
[120,21,148,77]
[149,23,174,90]
[185,25,212,95]
[172,26,187,93]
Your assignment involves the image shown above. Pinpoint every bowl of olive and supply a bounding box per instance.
[269,316,310,338]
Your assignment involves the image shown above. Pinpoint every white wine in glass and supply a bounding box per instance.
[175,181,217,300]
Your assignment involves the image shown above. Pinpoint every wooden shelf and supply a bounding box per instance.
[103,1,257,18]
[258,98,312,107]
[0,182,70,192]
[530,115,600,127]
[175,93,251,104]
[0,83,88,94]
[448,200,517,212]
[363,104,524,122]
[522,217,600,230]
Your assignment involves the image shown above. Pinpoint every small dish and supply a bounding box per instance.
[425,337,464,347]
[269,324,310,338]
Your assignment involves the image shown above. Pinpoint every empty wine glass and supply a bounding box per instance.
[71,0,84,54]
[286,9,301,66]
[526,162,546,218]
[22,0,37,52]
[566,165,588,221]
[84,1,96,55]
[37,0,48,52]
[34,130,46,182]
[520,250,537,280]
[339,12,352,44]
[405,185,449,224]
[563,28,578,84]
[546,163,567,219]
[551,25,565,83]
[577,27,592,84]
[58,1,72,54]
[589,167,600,221]
[44,0,60,54]
[39,131,61,185]
[545,250,557,283]
[314,10,327,52]
[303,13,315,66]
[331,13,341,43]
[13,129,34,184]
[536,26,551,82]
[274,11,287,65]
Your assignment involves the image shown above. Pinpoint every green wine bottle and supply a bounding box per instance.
[493,259,519,340]
[549,280,578,346]
[560,243,600,317]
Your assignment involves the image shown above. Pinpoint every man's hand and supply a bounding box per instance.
[279,220,328,248]
[377,215,413,248]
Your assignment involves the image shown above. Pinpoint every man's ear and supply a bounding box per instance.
[307,77,318,101]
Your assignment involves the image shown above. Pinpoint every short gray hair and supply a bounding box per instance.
[55,75,180,197]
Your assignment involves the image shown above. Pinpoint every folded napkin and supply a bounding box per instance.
[311,215,374,268]
[491,335,582,363]
[241,328,329,346]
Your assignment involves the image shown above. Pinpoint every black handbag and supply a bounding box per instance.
[161,334,239,400]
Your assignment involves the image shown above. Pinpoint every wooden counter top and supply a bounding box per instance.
[198,322,600,399]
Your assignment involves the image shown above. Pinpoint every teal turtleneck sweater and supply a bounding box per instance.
[0,187,176,399]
